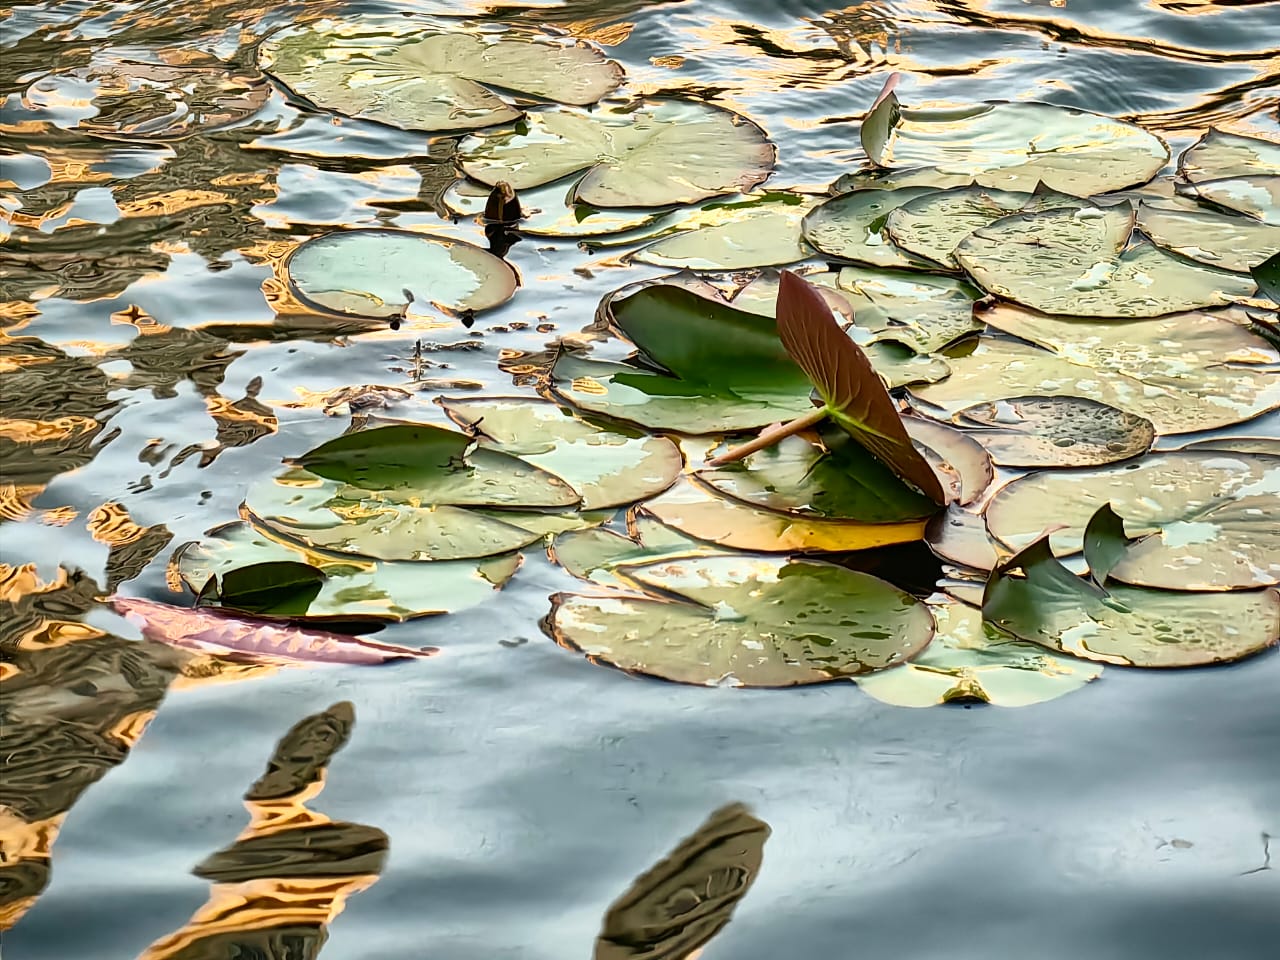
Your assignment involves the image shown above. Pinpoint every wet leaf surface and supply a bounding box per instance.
[955,396,1155,468]
[547,554,934,686]
[1136,198,1280,273]
[550,520,726,589]
[801,188,939,268]
[631,194,814,269]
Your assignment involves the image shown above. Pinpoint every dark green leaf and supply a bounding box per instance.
[1253,250,1280,303]
[1082,503,1132,588]
[213,561,327,616]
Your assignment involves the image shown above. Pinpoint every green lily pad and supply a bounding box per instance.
[640,478,930,553]
[1135,199,1280,273]
[954,396,1155,468]
[955,203,1257,317]
[984,451,1280,590]
[546,554,935,686]
[982,535,1280,668]
[801,188,939,268]
[861,91,1168,195]
[550,521,726,589]
[926,506,1004,572]
[258,17,623,133]
[856,598,1103,707]
[172,520,520,621]
[885,185,1086,268]
[696,424,938,523]
[630,194,814,269]
[442,178,664,238]
[195,560,326,616]
[1177,436,1280,457]
[438,397,682,510]
[1179,130,1280,207]
[1254,250,1280,302]
[909,303,1280,434]
[284,229,518,319]
[458,99,775,207]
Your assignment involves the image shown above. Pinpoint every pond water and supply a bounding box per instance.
[2,0,1279,957]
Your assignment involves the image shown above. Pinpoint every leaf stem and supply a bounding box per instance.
[706,407,829,466]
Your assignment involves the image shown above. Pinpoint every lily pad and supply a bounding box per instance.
[550,521,726,589]
[443,178,663,238]
[1136,199,1280,273]
[1254,251,1280,302]
[955,203,1257,317]
[954,396,1155,468]
[984,451,1280,590]
[856,598,1102,707]
[630,194,814,269]
[801,188,938,268]
[284,229,518,319]
[438,397,682,509]
[546,555,934,686]
[885,185,1086,268]
[909,303,1280,434]
[902,416,993,506]
[640,478,929,553]
[258,17,623,133]
[1178,130,1280,222]
[981,535,1280,668]
[458,99,775,207]
[926,506,1004,572]
[172,520,520,621]
[1177,436,1280,457]
[861,90,1168,195]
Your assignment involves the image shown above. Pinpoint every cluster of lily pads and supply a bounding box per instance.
[158,16,1279,707]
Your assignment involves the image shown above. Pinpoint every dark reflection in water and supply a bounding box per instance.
[596,803,769,960]
[138,701,388,959]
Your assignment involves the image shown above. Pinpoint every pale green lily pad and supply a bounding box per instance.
[982,538,1280,668]
[984,451,1280,590]
[801,188,939,268]
[911,302,1280,434]
[284,229,518,319]
[442,177,663,238]
[733,267,983,354]
[172,520,519,621]
[955,203,1257,317]
[546,555,935,686]
[1136,199,1280,273]
[695,425,938,523]
[640,478,930,553]
[862,92,1168,195]
[926,506,1004,572]
[856,598,1102,707]
[830,167,973,195]
[885,185,1086,267]
[458,99,775,207]
[550,520,725,589]
[955,396,1155,468]
[1192,176,1280,225]
[258,17,623,133]
[438,397,682,509]
[630,194,814,269]
[1179,130,1280,184]
[1176,437,1280,456]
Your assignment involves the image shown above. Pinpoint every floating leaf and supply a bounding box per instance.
[1178,129,1280,222]
[284,229,518,319]
[438,397,682,509]
[1254,250,1280,303]
[443,178,662,237]
[1082,503,1130,589]
[909,303,1280,434]
[1135,199,1280,273]
[595,803,768,959]
[640,478,928,553]
[172,521,519,621]
[955,203,1256,317]
[258,17,622,133]
[1177,436,1280,457]
[551,521,725,589]
[857,598,1102,707]
[801,188,938,268]
[885,185,1086,267]
[631,194,814,269]
[775,271,946,503]
[984,451,1280,590]
[980,535,1279,668]
[546,555,934,686]
[111,597,436,665]
[458,99,775,207]
[201,560,327,617]
[926,506,1004,572]
[902,416,993,505]
[860,89,1168,195]
[954,396,1155,468]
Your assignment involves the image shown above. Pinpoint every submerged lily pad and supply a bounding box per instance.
[458,99,775,207]
[857,598,1102,707]
[258,17,622,133]
[955,396,1155,468]
[955,203,1256,317]
[640,478,929,553]
[885,185,1086,267]
[172,521,519,621]
[909,303,1280,434]
[443,178,662,237]
[982,535,1280,668]
[546,555,934,686]
[438,397,682,509]
[861,90,1168,195]
[284,229,518,319]
[801,188,938,268]
[984,451,1280,590]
